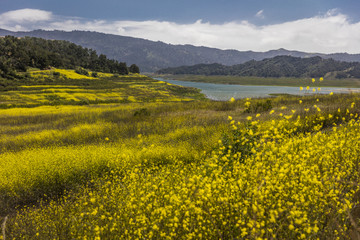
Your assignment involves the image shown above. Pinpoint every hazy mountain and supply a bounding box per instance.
[1,28,360,72]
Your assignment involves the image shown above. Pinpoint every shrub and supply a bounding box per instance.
[75,67,89,76]
[244,99,272,113]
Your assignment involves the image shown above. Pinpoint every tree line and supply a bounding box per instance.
[0,36,140,79]
[157,55,360,78]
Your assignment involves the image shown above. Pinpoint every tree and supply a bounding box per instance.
[129,64,140,74]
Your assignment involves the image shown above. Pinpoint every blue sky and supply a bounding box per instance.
[2,0,360,23]
[1,0,360,53]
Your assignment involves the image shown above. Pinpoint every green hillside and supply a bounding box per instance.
[0,36,139,81]
[157,55,360,78]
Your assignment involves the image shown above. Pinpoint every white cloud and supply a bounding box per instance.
[0,8,53,31]
[1,9,360,54]
[0,9,52,25]
[255,10,265,19]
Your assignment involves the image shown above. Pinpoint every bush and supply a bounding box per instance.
[75,67,89,76]
[53,71,60,77]
[335,72,347,79]
[133,108,150,117]
[244,99,272,113]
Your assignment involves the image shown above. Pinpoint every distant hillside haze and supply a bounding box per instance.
[1,28,360,72]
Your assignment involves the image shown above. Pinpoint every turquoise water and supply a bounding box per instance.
[157,78,360,101]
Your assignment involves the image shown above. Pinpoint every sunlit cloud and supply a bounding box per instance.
[0,8,360,54]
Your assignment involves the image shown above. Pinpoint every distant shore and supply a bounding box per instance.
[152,74,360,88]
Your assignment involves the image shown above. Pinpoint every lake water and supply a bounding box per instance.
[157,78,360,101]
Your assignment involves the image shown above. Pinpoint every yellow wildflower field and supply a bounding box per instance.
[0,69,204,107]
[1,76,360,239]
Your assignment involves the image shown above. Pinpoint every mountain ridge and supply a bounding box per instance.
[1,28,360,72]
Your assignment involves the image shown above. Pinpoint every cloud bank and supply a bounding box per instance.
[1,8,360,54]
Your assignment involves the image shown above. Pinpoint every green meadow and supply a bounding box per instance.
[1,71,360,239]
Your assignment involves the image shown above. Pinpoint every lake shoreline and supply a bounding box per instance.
[155,77,360,101]
[152,74,360,89]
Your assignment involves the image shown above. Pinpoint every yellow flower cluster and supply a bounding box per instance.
[31,68,96,80]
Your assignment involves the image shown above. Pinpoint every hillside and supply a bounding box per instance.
[157,55,360,78]
[1,29,360,72]
[0,35,203,104]
[0,36,143,91]
[0,36,135,75]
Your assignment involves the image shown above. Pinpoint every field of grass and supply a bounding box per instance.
[1,72,360,239]
[156,74,360,88]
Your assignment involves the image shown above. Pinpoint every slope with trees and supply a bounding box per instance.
[157,56,360,78]
[0,36,141,80]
